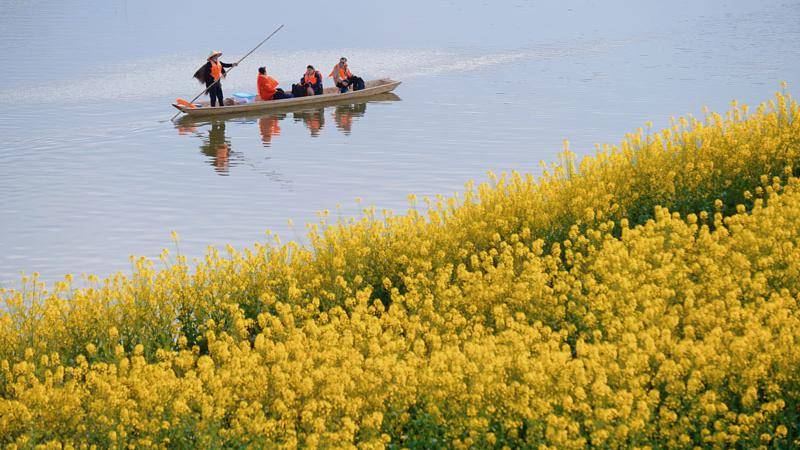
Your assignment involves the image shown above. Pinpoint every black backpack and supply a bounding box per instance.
[352,76,365,91]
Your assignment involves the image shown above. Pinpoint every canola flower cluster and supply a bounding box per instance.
[2,90,800,449]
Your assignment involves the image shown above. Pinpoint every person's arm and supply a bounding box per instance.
[315,72,323,89]
[221,61,237,77]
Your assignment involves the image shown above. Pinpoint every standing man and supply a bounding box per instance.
[194,51,237,107]
[329,57,364,93]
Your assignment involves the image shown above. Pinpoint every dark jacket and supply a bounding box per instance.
[299,71,324,95]
[194,60,235,86]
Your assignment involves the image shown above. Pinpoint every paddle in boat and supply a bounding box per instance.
[173,78,401,118]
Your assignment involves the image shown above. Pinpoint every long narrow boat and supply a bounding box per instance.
[175,93,401,127]
[172,78,401,117]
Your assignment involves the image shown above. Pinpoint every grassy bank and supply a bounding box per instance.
[2,90,799,448]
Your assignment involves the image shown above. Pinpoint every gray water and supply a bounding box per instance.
[1,0,799,285]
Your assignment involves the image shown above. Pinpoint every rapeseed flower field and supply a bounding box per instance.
[2,90,799,448]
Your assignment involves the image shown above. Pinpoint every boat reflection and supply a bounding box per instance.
[174,93,401,174]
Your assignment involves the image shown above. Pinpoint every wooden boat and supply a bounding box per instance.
[174,93,401,127]
[172,78,401,117]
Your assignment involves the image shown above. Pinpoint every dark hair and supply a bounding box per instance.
[258,66,266,74]
[340,57,347,62]
[307,65,314,70]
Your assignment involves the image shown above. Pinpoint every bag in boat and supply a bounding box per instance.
[351,76,365,91]
[291,83,307,97]
[232,92,257,104]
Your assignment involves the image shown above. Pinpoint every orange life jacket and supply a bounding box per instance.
[329,64,352,80]
[175,98,196,108]
[210,60,223,81]
[303,72,318,85]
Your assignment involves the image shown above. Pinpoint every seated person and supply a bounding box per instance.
[292,65,323,97]
[329,57,364,93]
[257,66,292,100]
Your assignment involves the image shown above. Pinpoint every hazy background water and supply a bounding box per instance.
[1,0,798,285]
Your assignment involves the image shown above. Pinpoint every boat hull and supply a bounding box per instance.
[173,79,401,117]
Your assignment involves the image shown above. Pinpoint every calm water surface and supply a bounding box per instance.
[1,0,798,285]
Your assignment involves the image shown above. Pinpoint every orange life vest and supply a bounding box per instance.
[210,60,223,81]
[303,72,318,85]
[329,64,352,80]
[175,98,196,108]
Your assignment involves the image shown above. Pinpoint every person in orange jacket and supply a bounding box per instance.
[257,67,292,101]
[330,57,364,93]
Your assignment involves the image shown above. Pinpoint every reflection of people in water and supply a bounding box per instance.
[258,114,283,146]
[333,102,367,135]
[177,94,401,169]
[293,109,325,137]
[199,121,232,174]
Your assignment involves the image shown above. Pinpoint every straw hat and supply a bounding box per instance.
[208,50,222,59]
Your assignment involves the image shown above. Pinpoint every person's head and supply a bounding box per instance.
[258,66,266,75]
[339,57,347,67]
[306,65,315,75]
[208,50,222,61]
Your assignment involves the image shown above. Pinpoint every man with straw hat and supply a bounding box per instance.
[193,51,238,107]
